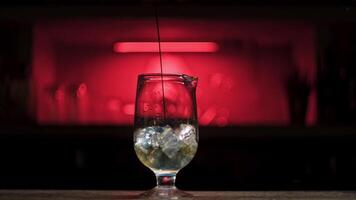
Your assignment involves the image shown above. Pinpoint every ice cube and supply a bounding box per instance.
[159,126,181,159]
[146,126,161,148]
[134,128,149,154]
[134,126,162,153]
[158,125,174,143]
[177,124,195,139]
[176,124,198,150]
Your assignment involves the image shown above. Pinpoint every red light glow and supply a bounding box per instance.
[123,103,135,116]
[32,19,317,126]
[113,42,218,53]
[76,83,88,98]
[107,98,121,112]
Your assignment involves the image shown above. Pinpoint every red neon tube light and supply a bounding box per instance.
[113,42,218,53]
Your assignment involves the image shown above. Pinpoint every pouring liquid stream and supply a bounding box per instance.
[155,6,167,120]
[134,7,198,198]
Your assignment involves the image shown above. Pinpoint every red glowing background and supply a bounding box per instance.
[32,19,316,126]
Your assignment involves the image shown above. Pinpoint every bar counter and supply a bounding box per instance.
[0,190,355,200]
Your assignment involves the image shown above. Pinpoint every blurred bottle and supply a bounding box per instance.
[286,68,311,125]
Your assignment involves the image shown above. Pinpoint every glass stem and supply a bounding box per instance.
[156,174,176,189]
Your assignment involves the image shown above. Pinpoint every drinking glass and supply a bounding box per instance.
[133,74,198,199]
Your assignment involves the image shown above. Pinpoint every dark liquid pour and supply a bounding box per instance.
[155,7,167,119]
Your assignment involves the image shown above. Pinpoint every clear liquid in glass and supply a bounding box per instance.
[134,119,198,174]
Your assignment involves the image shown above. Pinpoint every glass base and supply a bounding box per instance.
[140,186,194,199]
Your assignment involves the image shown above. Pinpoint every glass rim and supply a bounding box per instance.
[138,73,198,80]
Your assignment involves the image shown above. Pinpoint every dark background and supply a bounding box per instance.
[2,0,356,191]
